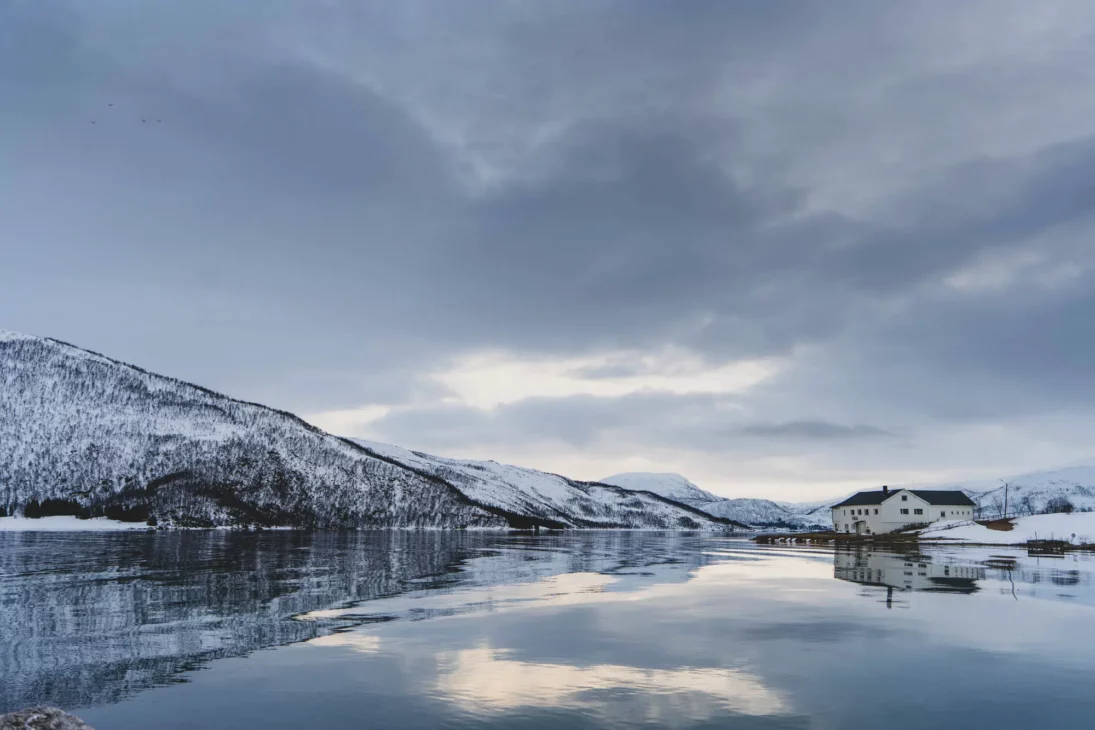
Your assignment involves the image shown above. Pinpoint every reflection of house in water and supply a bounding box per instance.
[833,548,1095,609]
[834,549,986,600]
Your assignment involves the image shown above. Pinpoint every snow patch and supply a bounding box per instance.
[918,512,1095,545]
[0,516,151,531]
[599,473,718,504]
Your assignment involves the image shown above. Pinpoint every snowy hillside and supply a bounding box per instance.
[919,512,1095,545]
[601,473,828,529]
[771,464,1095,525]
[697,498,828,529]
[0,331,733,531]
[358,443,741,530]
[938,465,1095,518]
[599,473,719,506]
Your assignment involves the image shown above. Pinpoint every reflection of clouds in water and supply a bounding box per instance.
[298,571,617,622]
[305,632,381,654]
[435,646,786,719]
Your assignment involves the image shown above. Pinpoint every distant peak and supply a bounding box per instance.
[0,329,38,343]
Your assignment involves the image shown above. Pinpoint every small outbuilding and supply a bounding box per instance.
[831,487,976,535]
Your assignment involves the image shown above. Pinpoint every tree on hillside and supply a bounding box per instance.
[1044,496,1075,514]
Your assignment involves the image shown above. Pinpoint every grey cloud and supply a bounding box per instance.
[3,1,1095,492]
[735,421,897,441]
[368,392,737,452]
[367,394,899,457]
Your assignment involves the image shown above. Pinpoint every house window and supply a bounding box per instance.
[874,509,878,514]
[900,509,909,515]
[901,495,908,501]
[914,508,923,515]
[941,511,946,518]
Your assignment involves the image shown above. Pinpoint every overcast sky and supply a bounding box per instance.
[4,1,1095,500]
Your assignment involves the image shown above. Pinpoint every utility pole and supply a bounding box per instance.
[1000,479,1010,520]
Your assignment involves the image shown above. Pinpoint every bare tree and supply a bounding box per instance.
[1045,496,1075,514]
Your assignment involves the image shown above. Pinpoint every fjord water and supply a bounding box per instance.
[1,532,1093,729]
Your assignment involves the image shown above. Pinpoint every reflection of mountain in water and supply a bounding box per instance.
[834,549,985,595]
[0,531,714,714]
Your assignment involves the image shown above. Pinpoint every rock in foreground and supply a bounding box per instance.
[0,707,92,730]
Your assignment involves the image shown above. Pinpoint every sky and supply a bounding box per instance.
[3,1,1095,501]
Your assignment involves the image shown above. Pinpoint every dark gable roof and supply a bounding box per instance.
[833,489,976,508]
[833,490,892,507]
[907,490,976,506]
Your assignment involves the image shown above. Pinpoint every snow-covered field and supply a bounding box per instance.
[0,516,151,532]
[919,513,1095,545]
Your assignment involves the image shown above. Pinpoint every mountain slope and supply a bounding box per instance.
[599,473,720,506]
[0,331,506,529]
[936,466,1095,517]
[772,464,1095,524]
[696,497,828,529]
[601,472,828,529]
[0,331,733,531]
[358,443,743,530]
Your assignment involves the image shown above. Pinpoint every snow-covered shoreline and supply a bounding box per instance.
[0,516,738,534]
[918,512,1095,545]
[0,516,153,532]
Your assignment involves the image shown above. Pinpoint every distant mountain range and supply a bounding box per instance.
[601,473,831,529]
[604,467,1095,528]
[3,329,1092,531]
[0,331,738,531]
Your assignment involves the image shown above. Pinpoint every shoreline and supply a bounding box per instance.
[753,531,1095,551]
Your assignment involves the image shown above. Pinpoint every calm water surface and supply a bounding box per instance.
[1,531,1093,728]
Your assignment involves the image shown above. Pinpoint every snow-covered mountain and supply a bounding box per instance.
[697,498,828,529]
[602,462,1095,530]
[0,331,736,531]
[357,443,741,530]
[601,473,829,529]
[600,473,720,506]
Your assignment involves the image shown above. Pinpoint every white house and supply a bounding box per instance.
[831,487,976,535]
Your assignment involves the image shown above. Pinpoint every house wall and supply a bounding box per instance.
[830,491,975,534]
[832,505,884,534]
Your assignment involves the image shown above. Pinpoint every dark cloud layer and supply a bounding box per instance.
[3,1,1095,496]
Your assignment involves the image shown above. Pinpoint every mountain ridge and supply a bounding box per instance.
[601,472,829,529]
[5,328,1090,531]
[0,330,736,531]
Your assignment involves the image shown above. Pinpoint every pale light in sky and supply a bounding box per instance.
[5,1,1095,500]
